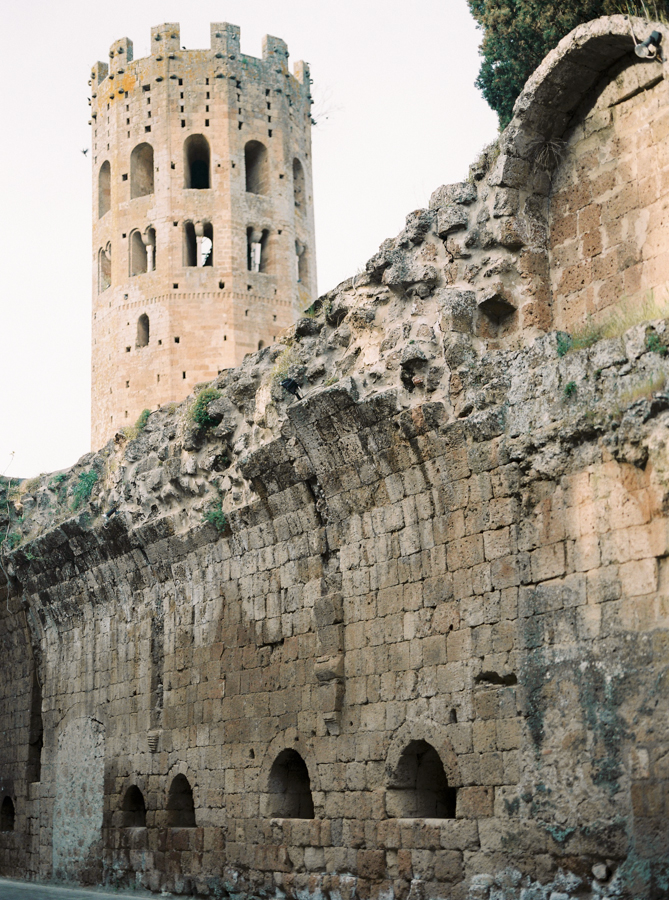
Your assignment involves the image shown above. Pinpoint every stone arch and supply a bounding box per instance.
[184,134,210,189]
[267,749,315,819]
[98,160,111,218]
[293,157,305,210]
[0,797,15,832]
[121,785,147,828]
[130,142,154,198]
[245,140,269,194]
[98,243,111,293]
[129,230,148,276]
[166,773,196,827]
[386,740,456,818]
[386,720,461,790]
[483,15,669,335]
[259,730,320,818]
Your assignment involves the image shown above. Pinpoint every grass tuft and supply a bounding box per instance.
[191,388,222,428]
[203,498,227,534]
[71,471,99,511]
[123,409,151,441]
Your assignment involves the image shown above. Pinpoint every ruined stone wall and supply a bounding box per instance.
[1,14,669,900]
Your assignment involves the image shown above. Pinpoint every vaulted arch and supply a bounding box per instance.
[98,161,111,218]
[245,141,269,195]
[130,142,154,198]
[184,135,210,189]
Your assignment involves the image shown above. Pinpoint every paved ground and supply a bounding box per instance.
[0,879,176,900]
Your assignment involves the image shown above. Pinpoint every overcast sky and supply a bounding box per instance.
[0,0,497,479]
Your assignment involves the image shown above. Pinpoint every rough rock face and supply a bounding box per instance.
[2,14,669,900]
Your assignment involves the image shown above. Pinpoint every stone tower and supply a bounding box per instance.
[90,22,316,449]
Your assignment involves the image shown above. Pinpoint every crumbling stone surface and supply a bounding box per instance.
[1,13,669,900]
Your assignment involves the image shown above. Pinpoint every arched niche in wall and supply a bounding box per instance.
[98,243,112,293]
[166,774,196,827]
[184,134,210,189]
[386,740,456,818]
[245,141,269,195]
[0,797,15,832]
[98,161,111,218]
[293,157,305,210]
[121,786,146,828]
[136,313,149,348]
[130,142,154,198]
[267,748,315,819]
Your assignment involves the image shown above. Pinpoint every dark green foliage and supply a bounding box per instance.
[203,499,227,533]
[645,330,668,355]
[556,332,573,357]
[136,408,151,431]
[192,388,221,428]
[564,380,577,397]
[467,1,669,127]
[1,532,21,551]
[71,471,98,511]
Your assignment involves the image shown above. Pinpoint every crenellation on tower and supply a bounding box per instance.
[90,21,316,449]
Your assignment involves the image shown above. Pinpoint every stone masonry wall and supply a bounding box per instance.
[1,14,669,900]
[550,57,669,330]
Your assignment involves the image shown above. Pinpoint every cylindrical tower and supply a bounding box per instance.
[90,22,317,449]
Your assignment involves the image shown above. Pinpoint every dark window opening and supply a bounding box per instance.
[296,241,308,284]
[0,798,15,832]
[98,160,111,217]
[245,141,268,194]
[182,371,186,379]
[167,774,195,827]
[130,142,154,197]
[268,749,314,818]
[386,740,456,819]
[293,158,305,210]
[174,336,180,343]
[219,281,225,289]
[258,341,265,351]
[183,221,213,267]
[184,134,210,188]
[122,173,128,181]
[136,313,149,348]
[121,786,147,827]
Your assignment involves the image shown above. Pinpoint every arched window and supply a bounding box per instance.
[0,797,15,832]
[183,221,213,267]
[98,243,111,293]
[136,314,149,348]
[121,786,146,827]
[130,143,154,198]
[245,141,268,194]
[258,341,265,351]
[130,230,147,276]
[268,749,314,819]
[248,228,270,274]
[184,135,210,189]
[98,161,111,218]
[386,740,456,818]
[166,774,196,827]
[293,158,305,210]
[296,241,308,284]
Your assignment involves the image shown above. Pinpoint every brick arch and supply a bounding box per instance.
[385,719,461,788]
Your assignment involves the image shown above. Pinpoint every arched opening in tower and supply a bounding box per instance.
[0,797,15,832]
[98,244,112,293]
[295,241,308,283]
[130,142,154,198]
[136,314,149,348]
[247,228,270,273]
[184,135,210,189]
[267,749,315,818]
[130,231,148,276]
[245,141,268,195]
[184,221,213,267]
[293,158,305,210]
[98,161,111,218]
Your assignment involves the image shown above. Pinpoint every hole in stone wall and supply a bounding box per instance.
[121,785,147,827]
[293,158,305,209]
[268,749,315,819]
[474,671,517,686]
[245,140,268,194]
[387,740,456,818]
[0,797,15,832]
[166,774,195,827]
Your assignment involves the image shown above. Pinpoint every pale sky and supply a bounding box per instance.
[0,1,497,479]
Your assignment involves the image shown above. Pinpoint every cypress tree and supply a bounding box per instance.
[467,0,669,128]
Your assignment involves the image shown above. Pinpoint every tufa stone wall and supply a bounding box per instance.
[1,14,669,900]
